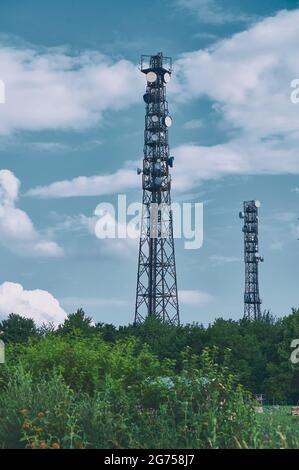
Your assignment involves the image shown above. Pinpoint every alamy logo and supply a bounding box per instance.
[94,195,204,250]
[290,339,299,364]
[0,79,5,104]
[0,340,4,364]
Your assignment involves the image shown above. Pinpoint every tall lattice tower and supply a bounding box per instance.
[134,52,180,325]
[239,200,264,320]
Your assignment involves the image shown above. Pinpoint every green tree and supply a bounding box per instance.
[57,309,95,337]
[0,314,37,344]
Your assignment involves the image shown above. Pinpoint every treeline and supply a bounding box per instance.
[1,308,299,403]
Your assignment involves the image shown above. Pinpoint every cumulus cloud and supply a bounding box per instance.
[25,9,299,197]
[0,169,63,256]
[167,9,299,188]
[174,9,299,136]
[0,42,143,135]
[0,281,66,325]
[179,290,213,305]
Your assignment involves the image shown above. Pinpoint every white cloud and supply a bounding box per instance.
[179,289,213,305]
[50,213,98,234]
[174,9,299,137]
[49,211,139,259]
[25,10,299,197]
[98,236,139,259]
[27,167,138,198]
[175,0,255,24]
[27,134,299,198]
[0,42,143,135]
[168,9,299,188]
[32,241,63,257]
[0,169,63,256]
[0,281,66,325]
[171,138,299,191]
[94,209,139,258]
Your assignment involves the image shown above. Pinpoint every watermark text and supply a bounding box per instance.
[94,195,204,250]
[290,339,299,364]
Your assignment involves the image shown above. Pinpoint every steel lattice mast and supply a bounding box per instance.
[239,200,264,320]
[134,52,180,325]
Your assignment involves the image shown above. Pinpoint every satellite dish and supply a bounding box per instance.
[255,200,261,208]
[143,93,150,103]
[152,115,159,123]
[152,134,158,142]
[164,116,172,127]
[147,71,157,83]
[164,72,171,83]
[239,211,244,219]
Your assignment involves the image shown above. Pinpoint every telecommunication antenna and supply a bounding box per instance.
[239,200,264,320]
[134,52,180,325]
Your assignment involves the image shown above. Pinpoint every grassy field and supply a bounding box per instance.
[252,406,299,448]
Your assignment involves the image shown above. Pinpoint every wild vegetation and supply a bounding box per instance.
[0,309,298,449]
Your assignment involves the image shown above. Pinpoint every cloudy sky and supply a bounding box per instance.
[1,0,299,326]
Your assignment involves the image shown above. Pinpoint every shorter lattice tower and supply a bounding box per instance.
[239,200,264,320]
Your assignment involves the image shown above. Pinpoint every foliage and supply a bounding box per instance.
[0,308,299,448]
[0,344,256,449]
[0,314,37,344]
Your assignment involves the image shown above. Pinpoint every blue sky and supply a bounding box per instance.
[0,0,299,326]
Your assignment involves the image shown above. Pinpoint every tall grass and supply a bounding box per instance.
[0,337,298,449]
